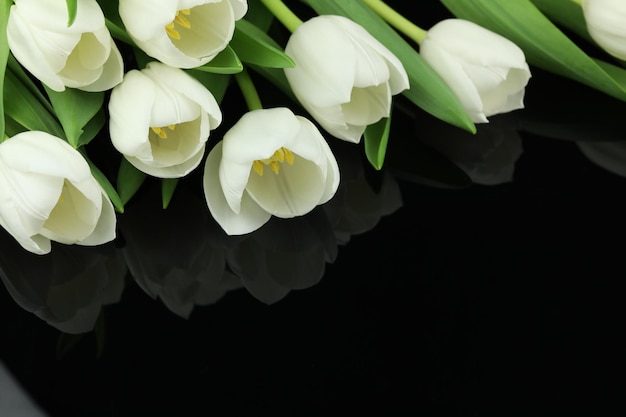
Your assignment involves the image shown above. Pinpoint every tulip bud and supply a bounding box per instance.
[581,0,626,61]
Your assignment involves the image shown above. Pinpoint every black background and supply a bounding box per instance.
[2,1,626,416]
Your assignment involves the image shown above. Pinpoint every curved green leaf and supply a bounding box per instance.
[364,116,391,170]
[302,0,476,133]
[0,0,11,140]
[162,178,179,209]
[116,157,147,206]
[65,0,77,26]
[195,45,243,74]
[231,19,295,68]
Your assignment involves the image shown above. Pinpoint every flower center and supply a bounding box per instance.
[252,147,294,176]
[150,125,177,139]
[165,9,191,40]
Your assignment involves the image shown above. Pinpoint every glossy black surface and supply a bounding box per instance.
[2,1,626,416]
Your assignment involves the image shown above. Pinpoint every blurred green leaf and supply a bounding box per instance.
[231,19,295,68]
[77,108,106,147]
[530,0,593,44]
[302,0,476,133]
[44,86,104,148]
[116,158,147,206]
[364,116,391,170]
[0,1,11,140]
[440,0,626,102]
[82,150,125,213]
[3,69,65,138]
[194,46,243,74]
[162,178,178,209]
[65,0,77,26]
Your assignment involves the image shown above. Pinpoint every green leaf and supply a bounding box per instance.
[7,55,56,114]
[0,0,10,140]
[364,116,391,170]
[194,45,243,74]
[530,0,593,44]
[81,151,125,213]
[65,0,77,27]
[44,86,104,148]
[116,158,147,206]
[3,69,65,138]
[77,108,106,147]
[440,0,626,102]
[231,19,295,68]
[302,0,476,133]
[162,178,179,209]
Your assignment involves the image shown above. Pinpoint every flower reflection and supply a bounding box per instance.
[0,228,125,334]
[226,210,337,304]
[117,185,242,318]
[577,140,626,178]
[418,113,523,185]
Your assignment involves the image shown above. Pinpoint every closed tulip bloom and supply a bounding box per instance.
[119,0,248,68]
[420,19,531,123]
[7,0,123,92]
[284,15,409,143]
[0,132,116,255]
[108,62,222,178]
[203,108,340,235]
[581,0,626,60]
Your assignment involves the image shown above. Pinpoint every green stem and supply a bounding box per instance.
[570,0,583,5]
[362,0,428,45]
[259,0,302,33]
[235,68,263,111]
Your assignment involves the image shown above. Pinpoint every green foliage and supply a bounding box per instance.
[116,158,147,206]
[65,0,77,26]
[231,19,295,68]
[364,116,391,170]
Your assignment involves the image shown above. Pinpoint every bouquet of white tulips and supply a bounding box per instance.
[2,0,626,331]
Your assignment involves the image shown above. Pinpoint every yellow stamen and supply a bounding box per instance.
[166,10,192,40]
[253,160,264,176]
[168,124,176,130]
[151,127,168,139]
[252,147,295,176]
[165,23,180,40]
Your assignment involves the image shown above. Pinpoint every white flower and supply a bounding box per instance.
[203,107,340,235]
[108,62,222,178]
[419,19,531,123]
[284,15,410,143]
[7,0,123,92]
[119,0,248,68]
[0,131,116,255]
[581,0,626,60]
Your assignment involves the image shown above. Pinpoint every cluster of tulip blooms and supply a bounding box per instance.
[0,0,624,256]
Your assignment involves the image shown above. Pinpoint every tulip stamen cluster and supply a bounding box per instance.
[150,126,176,140]
[252,147,295,176]
[166,9,192,41]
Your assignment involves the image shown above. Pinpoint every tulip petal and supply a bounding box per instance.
[78,191,117,245]
[204,142,271,235]
[126,145,205,179]
[78,39,124,92]
[119,0,178,41]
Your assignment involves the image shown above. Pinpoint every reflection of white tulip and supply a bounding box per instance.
[7,0,123,92]
[0,131,116,255]
[203,108,340,235]
[284,15,409,143]
[581,0,626,60]
[577,140,626,177]
[108,62,222,178]
[420,19,531,123]
[119,0,248,68]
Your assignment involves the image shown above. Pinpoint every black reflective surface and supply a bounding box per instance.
[2,2,626,416]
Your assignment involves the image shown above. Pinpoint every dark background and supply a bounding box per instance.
[2,1,626,416]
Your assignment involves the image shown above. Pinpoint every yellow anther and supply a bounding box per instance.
[253,160,264,176]
[151,127,168,139]
[252,147,295,176]
[166,9,192,40]
[283,148,294,165]
[165,23,180,40]
[168,124,176,130]
[174,12,191,29]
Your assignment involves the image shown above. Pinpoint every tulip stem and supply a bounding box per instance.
[259,0,302,32]
[362,0,427,44]
[235,68,263,111]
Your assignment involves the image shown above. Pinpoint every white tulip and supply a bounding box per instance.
[7,0,123,92]
[0,132,116,255]
[284,15,410,143]
[581,0,626,60]
[119,0,248,68]
[203,107,340,235]
[108,62,222,178]
[419,19,531,123]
